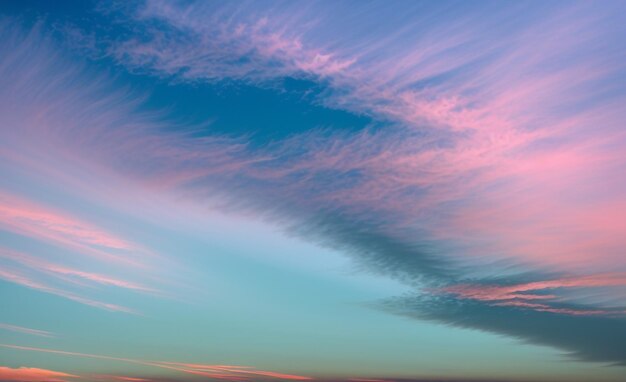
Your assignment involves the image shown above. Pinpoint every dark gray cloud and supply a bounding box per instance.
[383,294,626,366]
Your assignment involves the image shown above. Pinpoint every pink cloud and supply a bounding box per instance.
[0,193,129,249]
[0,366,76,382]
[442,273,626,316]
[444,273,626,302]
[0,248,154,293]
[0,268,135,314]
[0,192,145,268]
[1,344,312,381]
[88,376,150,382]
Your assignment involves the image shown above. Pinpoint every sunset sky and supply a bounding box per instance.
[1,1,626,381]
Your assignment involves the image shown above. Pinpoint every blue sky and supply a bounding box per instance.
[1,1,626,381]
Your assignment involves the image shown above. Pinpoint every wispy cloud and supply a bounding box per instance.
[0,267,135,313]
[0,191,147,268]
[0,323,54,338]
[88,376,151,382]
[442,273,626,315]
[0,366,76,382]
[1,344,311,381]
[154,363,312,381]
[0,248,155,293]
[450,273,626,297]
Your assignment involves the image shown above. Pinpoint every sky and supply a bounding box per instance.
[1,1,626,381]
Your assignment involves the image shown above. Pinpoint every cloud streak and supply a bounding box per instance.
[0,323,54,338]
[441,273,626,315]
[0,248,155,294]
[0,366,76,382]
[0,191,147,268]
[0,344,312,381]
[0,267,135,314]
